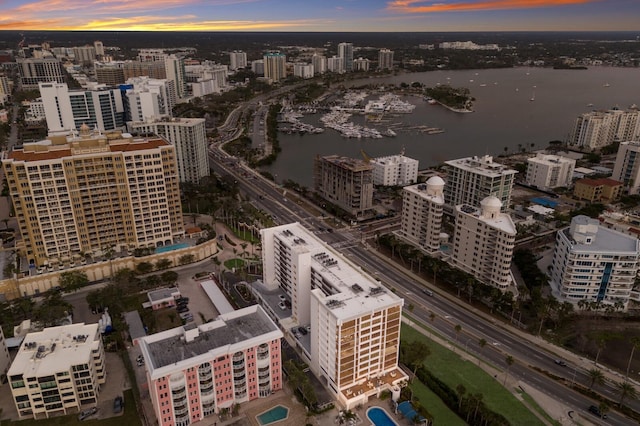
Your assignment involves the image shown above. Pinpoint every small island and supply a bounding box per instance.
[424,85,474,113]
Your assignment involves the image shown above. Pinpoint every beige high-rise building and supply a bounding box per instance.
[452,196,516,291]
[378,48,394,70]
[2,128,183,267]
[400,177,445,253]
[613,141,640,194]
[263,53,286,82]
[314,155,373,217]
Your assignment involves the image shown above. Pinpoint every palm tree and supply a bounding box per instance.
[625,337,640,381]
[473,393,484,421]
[504,355,514,386]
[598,401,610,419]
[456,384,466,410]
[616,380,638,407]
[454,324,462,342]
[478,338,487,365]
[587,368,605,390]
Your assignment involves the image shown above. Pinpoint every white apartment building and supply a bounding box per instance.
[24,99,46,124]
[8,323,106,419]
[2,128,184,267]
[229,50,247,70]
[140,305,283,426]
[263,53,287,83]
[353,58,370,72]
[338,42,354,72]
[570,109,640,149]
[400,177,445,253]
[0,327,10,381]
[164,55,186,100]
[72,46,96,65]
[311,54,327,75]
[452,197,516,291]
[260,223,407,409]
[612,141,640,194]
[127,117,208,184]
[378,48,394,70]
[39,82,125,133]
[327,56,345,74]
[444,155,517,211]
[17,57,65,90]
[371,154,419,186]
[123,76,176,122]
[251,60,264,76]
[525,153,576,190]
[293,63,314,79]
[549,215,640,310]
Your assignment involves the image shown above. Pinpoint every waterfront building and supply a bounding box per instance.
[573,178,623,203]
[260,222,407,409]
[444,155,517,212]
[400,177,445,253]
[94,61,126,86]
[338,42,354,72]
[7,323,106,419]
[371,154,419,186]
[378,49,394,70]
[549,215,640,310]
[229,50,247,70]
[570,109,640,149]
[122,76,176,122]
[39,82,125,133]
[311,54,327,74]
[140,305,283,424]
[612,141,640,194]
[2,128,183,267]
[353,58,370,72]
[293,63,314,79]
[451,197,516,291]
[313,155,373,217]
[263,53,287,83]
[525,153,576,190]
[251,60,264,76]
[327,56,345,74]
[127,117,208,184]
[17,57,65,90]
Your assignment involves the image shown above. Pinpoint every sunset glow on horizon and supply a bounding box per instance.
[0,0,638,32]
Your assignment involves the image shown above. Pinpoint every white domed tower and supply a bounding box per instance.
[480,195,502,219]
[401,177,446,253]
[426,175,445,197]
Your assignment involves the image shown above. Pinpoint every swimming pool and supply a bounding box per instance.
[366,407,399,426]
[155,243,189,254]
[256,405,289,425]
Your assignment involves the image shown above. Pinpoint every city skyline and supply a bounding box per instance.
[0,0,639,32]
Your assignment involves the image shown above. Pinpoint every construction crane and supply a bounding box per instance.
[360,149,372,164]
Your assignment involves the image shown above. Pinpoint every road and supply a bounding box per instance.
[208,141,637,425]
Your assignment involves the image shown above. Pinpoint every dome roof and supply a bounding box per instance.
[480,195,502,209]
[426,176,445,187]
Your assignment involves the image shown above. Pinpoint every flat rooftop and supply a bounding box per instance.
[141,305,281,375]
[8,323,99,379]
[148,287,180,303]
[562,225,639,254]
[445,155,517,177]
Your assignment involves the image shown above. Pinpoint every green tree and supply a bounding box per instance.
[155,258,172,270]
[587,368,605,390]
[478,338,487,365]
[160,271,179,286]
[135,261,154,275]
[504,355,514,386]
[625,337,640,381]
[400,340,431,382]
[58,270,89,292]
[454,324,462,342]
[616,380,638,407]
[456,384,466,410]
[179,254,195,265]
[598,401,610,419]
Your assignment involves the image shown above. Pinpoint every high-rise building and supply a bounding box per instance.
[0,74,10,104]
[400,177,445,253]
[137,48,168,62]
[293,63,314,79]
[123,60,167,80]
[229,50,248,70]
[353,57,370,72]
[371,154,419,186]
[378,48,394,70]
[251,59,264,76]
[94,61,126,86]
[263,53,287,83]
[612,141,640,194]
[444,155,517,211]
[314,155,373,217]
[7,323,106,419]
[122,77,176,122]
[338,42,354,72]
[327,56,344,74]
[2,129,183,267]
[72,46,96,65]
[550,215,640,310]
[17,57,65,90]
[140,305,283,423]
[451,197,516,291]
[570,109,640,149]
[311,54,327,75]
[525,153,576,190]
[93,40,104,57]
[164,55,186,100]
[0,327,10,382]
[260,222,407,409]
[39,82,125,133]
[127,117,208,184]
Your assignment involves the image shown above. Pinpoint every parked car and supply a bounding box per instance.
[177,305,189,313]
[179,311,193,320]
[588,405,607,419]
[176,297,189,303]
[113,396,124,414]
[78,407,98,421]
[554,359,567,367]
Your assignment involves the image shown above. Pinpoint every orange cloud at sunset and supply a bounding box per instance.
[387,0,595,13]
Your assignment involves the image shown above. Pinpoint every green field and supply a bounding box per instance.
[409,379,467,426]
[402,323,544,426]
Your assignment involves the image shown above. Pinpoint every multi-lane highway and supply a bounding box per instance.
[208,117,637,425]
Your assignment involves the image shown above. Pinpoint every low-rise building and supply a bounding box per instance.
[140,305,283,425]
[7,323,106,419]
[573,178,623,203]
[525,153,575,190]
[147,287,181,310]
[371,154,419,186]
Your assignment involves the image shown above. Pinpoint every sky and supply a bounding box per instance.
[0,0,639,32]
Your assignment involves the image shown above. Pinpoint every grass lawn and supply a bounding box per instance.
[1,389,140,426]
[402,324,544,426]
[153,307,182,332]
[224,258,245,269]
[410,379,466,426]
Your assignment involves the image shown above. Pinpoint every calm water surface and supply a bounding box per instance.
[265,67,640,187]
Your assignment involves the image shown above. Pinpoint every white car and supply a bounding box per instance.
[278,302,287,310]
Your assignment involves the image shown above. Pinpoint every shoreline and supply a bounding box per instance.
[434,100,474,114]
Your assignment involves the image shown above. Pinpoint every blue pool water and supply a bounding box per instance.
[256,405,289,425]
[366,407,398,426]
[155,243,189,254]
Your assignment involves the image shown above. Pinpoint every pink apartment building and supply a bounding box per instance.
[139,305,283,426]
